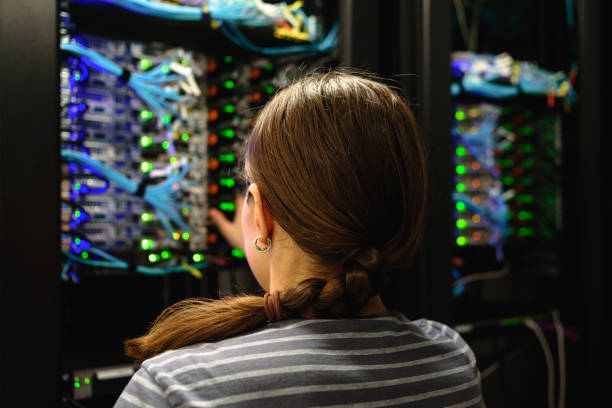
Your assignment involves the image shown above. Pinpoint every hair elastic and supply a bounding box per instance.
[263,291,283,322]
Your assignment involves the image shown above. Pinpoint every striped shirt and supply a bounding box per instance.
[115,312,484,407]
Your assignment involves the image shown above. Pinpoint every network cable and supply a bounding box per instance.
[220,21,339,56]
[451,51,576,103]
[62,149,191,239]
[62,249,208,278]
[60,41,200,123]
[71,0,339,55]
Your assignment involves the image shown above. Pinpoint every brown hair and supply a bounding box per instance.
[125,70,427,361]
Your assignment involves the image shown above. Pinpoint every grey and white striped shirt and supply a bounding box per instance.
[115,312,484,407]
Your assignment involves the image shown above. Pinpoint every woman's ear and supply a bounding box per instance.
[248,183,274,240]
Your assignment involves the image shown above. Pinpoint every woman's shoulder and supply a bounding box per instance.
[142,313,474,379]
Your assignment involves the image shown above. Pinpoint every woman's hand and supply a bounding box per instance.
[208,195,245,252]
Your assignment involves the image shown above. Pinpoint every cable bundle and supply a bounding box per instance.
[451,51,577,103]
[60,41,200,123]
[62,150,191,238]
[72,0,339,55]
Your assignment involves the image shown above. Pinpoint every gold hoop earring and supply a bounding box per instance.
[253,235,271,252]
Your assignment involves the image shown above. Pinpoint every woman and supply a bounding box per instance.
[115,71,484,407]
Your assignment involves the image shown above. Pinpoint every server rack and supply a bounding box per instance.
[342,0,604,405]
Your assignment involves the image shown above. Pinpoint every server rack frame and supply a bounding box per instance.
[1,0,61,406]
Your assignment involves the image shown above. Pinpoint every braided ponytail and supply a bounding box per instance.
[125,279,329,361]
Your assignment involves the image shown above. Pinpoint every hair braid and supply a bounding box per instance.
[125,279,332,361]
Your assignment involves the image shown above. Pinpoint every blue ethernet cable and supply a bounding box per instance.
[220,21,339,56]
[61,149,191,238]
[71,0,339,55]
[61,42,193,121]
[63,250,208,276]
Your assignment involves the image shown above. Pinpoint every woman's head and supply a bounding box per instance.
[124,70,427,361]
[243,70,427,316]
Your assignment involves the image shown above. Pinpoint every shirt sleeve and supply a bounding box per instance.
[114,367,171,408]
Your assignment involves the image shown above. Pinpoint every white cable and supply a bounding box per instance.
[552,310,566,408]
[453,265,510,287]
[480,361,500,381]
[525,318,555,408]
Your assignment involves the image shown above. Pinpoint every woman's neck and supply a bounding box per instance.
[359,295,388,316]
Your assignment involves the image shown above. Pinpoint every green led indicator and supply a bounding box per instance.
[148,253,160,263]
[162,141,169,150]
[192,253,204,262]
[499,159,513,168]
[140,135,153,147]
[140,110,153,121]
[223,80,235,89]
[456,201,466,212]
[139,58,153,71]
[502,176,514,186]
[141,239,154,250]
[218,153,236,163]
[84,378,90,385]
[219,178,236,188]
[81,252,89,259]
[161,65,170,73]
[182,207,189,215]
[521,144,535,153]
[162,115,171,124]
[456,183,466,192]
[516,194,534,204]
[455,165,466,175]
[519,126,534,136]
[141,161,153,173]
[265,85,275,94]
[223,105,235,114]
[74,382,81,389]
[265,62,274,71]
[74,73,81,81]
[456,219,468,229]
[219,202,235,211]
[161,250,171,259]
[74,238,81,245]
[456,236,467,246]
[181,59,188,66]
[518,227,535,237]
[232,248,246,258]
[224,56,233,63]
[141,213,153,222]
[181,133,190,141]
[455,110,466,121]
[182,232,190,240]
[456,146,467,156]
[518,211,534,220]
[74,210,81,218]
[74,183,81,190]
[220,129,235,138]
[500,317,522,326]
